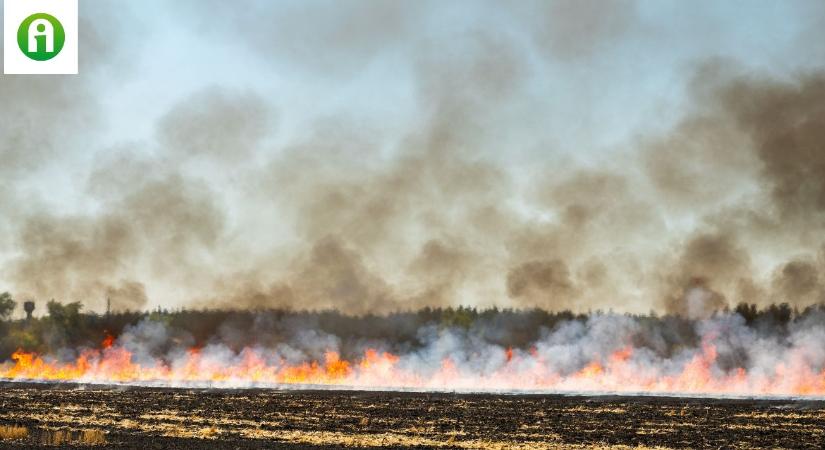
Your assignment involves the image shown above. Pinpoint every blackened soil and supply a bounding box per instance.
[0,382,823,449]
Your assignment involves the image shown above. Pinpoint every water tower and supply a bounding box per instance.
[23,301,35,321]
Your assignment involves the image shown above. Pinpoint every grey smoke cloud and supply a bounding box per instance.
[1,1,825,315]
[157,87,272,162]
[521,0,640,61]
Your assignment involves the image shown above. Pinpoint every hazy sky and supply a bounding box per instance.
[2,1,825,315]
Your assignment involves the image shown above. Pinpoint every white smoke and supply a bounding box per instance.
[5,307,825,397]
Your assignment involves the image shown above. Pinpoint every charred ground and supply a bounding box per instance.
[0,382,823,449]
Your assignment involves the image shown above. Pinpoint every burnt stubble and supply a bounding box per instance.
[0,382,823,449]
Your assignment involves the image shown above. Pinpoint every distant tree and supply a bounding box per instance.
[0,292,15,321]
[764,303,792,326]
[46,300,83,330]
[441,306,476,329]
[734,303,758,324]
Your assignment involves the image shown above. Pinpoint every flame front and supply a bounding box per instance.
[2,335,824,396]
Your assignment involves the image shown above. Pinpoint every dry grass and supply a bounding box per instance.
[41,429,71,446]
[0,425,29,441]
[39,429,107,446]
[565,406,628,414]
[732,411,816,419]
[80,429,107,445]
[197,426,219,438]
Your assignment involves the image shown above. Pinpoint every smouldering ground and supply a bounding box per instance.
[0,382,824,449]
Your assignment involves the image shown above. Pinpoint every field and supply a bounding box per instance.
[0,382,823,449]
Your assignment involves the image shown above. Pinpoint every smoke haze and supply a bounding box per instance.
[1,1,825,316]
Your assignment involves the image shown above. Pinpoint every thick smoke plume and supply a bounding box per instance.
[1,2,825,317]
[59,67,825,315]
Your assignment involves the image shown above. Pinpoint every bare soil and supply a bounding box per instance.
[0,381,823,449]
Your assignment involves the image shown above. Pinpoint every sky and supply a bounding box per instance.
[1,0,825,316]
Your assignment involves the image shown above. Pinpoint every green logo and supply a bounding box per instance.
[17,13,66,61]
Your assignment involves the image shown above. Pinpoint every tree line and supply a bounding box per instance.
[0,291,821,362]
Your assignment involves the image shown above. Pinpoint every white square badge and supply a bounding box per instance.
[4,0,78,74]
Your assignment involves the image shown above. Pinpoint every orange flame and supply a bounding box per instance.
[101,334,115,349]
[1,338,824,396]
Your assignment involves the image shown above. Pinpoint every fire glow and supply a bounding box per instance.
[2,321,825,397]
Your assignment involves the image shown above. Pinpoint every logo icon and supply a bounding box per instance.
[3,0,78,74]
[17,13,66,61]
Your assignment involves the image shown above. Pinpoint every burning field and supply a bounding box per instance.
[4,1,825,448]
[0,306,824,448]
[3,305,825,397]
[2,296,825,449]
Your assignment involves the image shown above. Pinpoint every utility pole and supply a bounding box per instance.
[106,297,111,317]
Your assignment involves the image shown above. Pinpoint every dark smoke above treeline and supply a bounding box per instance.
[2,2,825,316]
[5,66,824,316]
